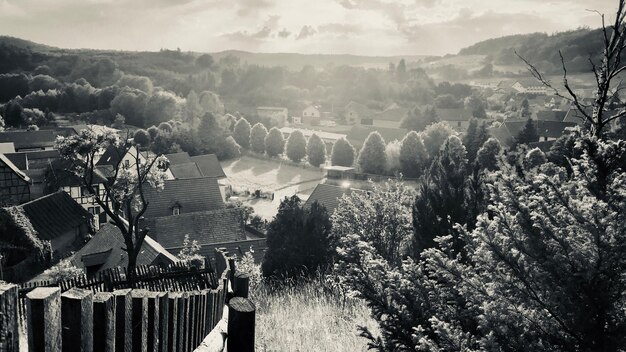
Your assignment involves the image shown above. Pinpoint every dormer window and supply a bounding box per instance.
[173,206,180,215]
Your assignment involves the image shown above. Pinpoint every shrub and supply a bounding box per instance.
[250,123,268,154]
[286,130,307,163]
[306,134,326,167]
[357,131,386,174]
[234,118,252,149]
[331,138,355,167]
[265,127,285,157]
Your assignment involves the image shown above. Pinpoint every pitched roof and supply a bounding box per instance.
[4,150,61,170]
[0,143,15,153]
[95,144,126,167]
[169,162,203,179]
[48,159,108,187]
[3,153,27,170]
[374,106,409,122]
[513,78,545,88]
[142,177,224,219]
[149,208,247,250]
[164,152,192,165]
[536,110,567,122]
[0,129,73,150]
[70,224,177,272]
[436,108,473,121]
[344,101,372,117]
[17,191,92,240]
[189,154,227,179]
[304,184,353,215]
[0,153,30,183]
[347,126,409,146]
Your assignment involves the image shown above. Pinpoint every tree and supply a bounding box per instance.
[286,130,307,162]
[56,128,168,278]
[265,127,285,157]
[144,90,180,127]
[331,138,355,167]
[420,121,457,158]
[220,136,241,160]
[463,118,490,163]
[133,129,151,147]
[112,114,125,129]
[400,105,438,132]
[195,54,214,69]
[465,96,487,118]
[515,118,539,146]
[250,123,268,154]
[524,147,547,169]
[357,132,386,174]
[158,122,173,133]
[399,131,427,178]
[0,113,5,131]
[520,98,531,118]
[306,134,326,167]
[233,118,252,149]
[262,196,333,279]
[385,140,402,175]
[476,137,502,171]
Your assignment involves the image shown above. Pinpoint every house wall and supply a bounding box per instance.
[61,184,107,229]
[302,107,321,118]
[0,163,30,206]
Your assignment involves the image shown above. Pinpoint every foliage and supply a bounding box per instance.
[262,196,333,279]
[250,123,268,154]
[286,130,307,163]
[524,147,547,169]
[306,134,326,167]
[233,118,252,149]
[357,132,386,174]
[384,140,401,175]
[40,259,84,284]
[133,129,151,147]
[399,131,427,178]
[476,137,502,171]
[420,121,457,158]
[177,234,203,264]
[514,118,539,146]
[463,118,490,163]
[236,252,262,292]
[331,138,355,167]
[264,127,285,157]
[400,105,438,132]
[0,207,51,266]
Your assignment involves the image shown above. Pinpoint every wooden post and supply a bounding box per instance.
[176,293,188,352]
[233,272,250,298]
[167,293,179,352]
[227,297,255,352]
[26,287,62,352]
[113,289,132,352]
[156,292,169,352]
[93,292,116,352]
[61,288,94,352]
[0,283,19,352]
[145,291,159,352]
[131,290,148,352]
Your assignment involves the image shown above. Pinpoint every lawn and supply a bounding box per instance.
[222,156,325,219]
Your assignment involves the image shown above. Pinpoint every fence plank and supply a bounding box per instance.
[167,293,180,352]
[145,291,159,352]
[26,287,61,352]
[176,293,188,352]
[61,288,93,352]
[227,297,256,352]
[156,292,169,352]
[131,290,148,352]
[93,292,116,352]
[0,283,19,352]
[113,289,132,352]
[233,272,250,298]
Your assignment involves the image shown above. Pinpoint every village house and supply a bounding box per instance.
[371,103,408,129]
[142,177,225,219]
[0,129,74,152]
[435,108,474,131]
[342,101,372,125]
[4,150,62,199]
[304,183,354,215]
[0,153,31,206]
[301,105,322,126]
[0,191,93,282]
[489,120,578,148]
[164,152,229,199]
[511,79,550,95]
[257,106,288,126]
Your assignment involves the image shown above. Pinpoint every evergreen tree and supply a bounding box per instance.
[421,121,456,158]
[514,118,539,146]
[306,133,326,167]
[476,137,502,171]
[463,118,490,163]
[250,123,268,154]
[357,132,386,174]
[233,118,252,149]
[331,138,355,167]
[520,98,530,118]
[264,127,285,157]
[286,130,307,162]
[262,196,333,279]
[399,131,427,178]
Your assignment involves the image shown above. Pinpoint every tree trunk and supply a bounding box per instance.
[127,252,137,288]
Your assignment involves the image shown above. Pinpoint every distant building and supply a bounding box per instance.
[302,105,322,125]
[511,79,550,95]
[0,129,73,152]
[436,108,474,131]
[142,177,225,219]
[0,153,31,206]
[372,103,408,129]
[304,183,353,215]
[257,106,288,126]
[343,101,372,125]
[489,120,578,147]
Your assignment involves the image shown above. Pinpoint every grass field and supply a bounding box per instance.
[254,281,378,352]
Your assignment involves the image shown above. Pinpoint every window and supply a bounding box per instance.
[124,160,130,168]
[172,207,180,215]
[88,206,101,215]
[457,121,462,128]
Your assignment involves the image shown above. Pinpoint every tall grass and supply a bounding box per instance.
[251,275,378,351]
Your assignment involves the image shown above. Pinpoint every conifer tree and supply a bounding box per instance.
[399,131,427,178]
[514,118,539,146]
[265,127,285,157]
[286,130,307,162]
[233,118,252,149]
[306,133,326,167]
[250,123,268,154]
[331,138,355,167]
[357,131,386,174]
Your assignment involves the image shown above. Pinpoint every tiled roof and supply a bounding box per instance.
[5,150,61,170]
[347,126,409,146]
[149,208,247,250]
[304,184,353,215]
[536,110,567,122]
[169,162,203,179]
[0,153,30,183]
[17,191,92,240]
[190,154,227,179]
[48,159,108,187]
[436,108,473,121]
[165,152,192,165]
[69,224,177,272]
[0,129,72,150]
[142,177,224,218]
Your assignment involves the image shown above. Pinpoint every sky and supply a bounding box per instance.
[0,0,617,56]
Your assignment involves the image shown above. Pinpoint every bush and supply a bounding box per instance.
[262,196,333,279]
[286,130,307,163]
[219,136,242,160]
[399,131,427,178]
[331,138,356,167]
[250,123,268,154]
[306,134,326,167]
[265,127,285,157]
[357,131,386,174]
[133,128,151,146]
[234,118,252,149]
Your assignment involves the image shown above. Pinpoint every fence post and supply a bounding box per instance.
[0,283,19,352]
[145,291,159,352]
[233,272,250,298]
[131,290,148,352]
[26,287,62,352]
[226,297,255,352]
[167,293,179,352]
[176,292,188,352]
[113,289,132,352]
[156,292,169,352]
[93,292,116,352]
[61,288,94,352]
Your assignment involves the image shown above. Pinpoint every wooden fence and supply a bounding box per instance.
[0,249,256,352]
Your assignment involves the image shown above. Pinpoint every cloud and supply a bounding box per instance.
[296,25,317,40]
[317,23,363,35]
[278,28,291,38]
[235,0,274,16]
[221,15,281,42]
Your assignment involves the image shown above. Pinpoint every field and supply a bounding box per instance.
[222,156,325,219]
[254,281,378,352]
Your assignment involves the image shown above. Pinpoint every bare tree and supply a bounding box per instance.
[56,128,167,281]
[517,0,626,138]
